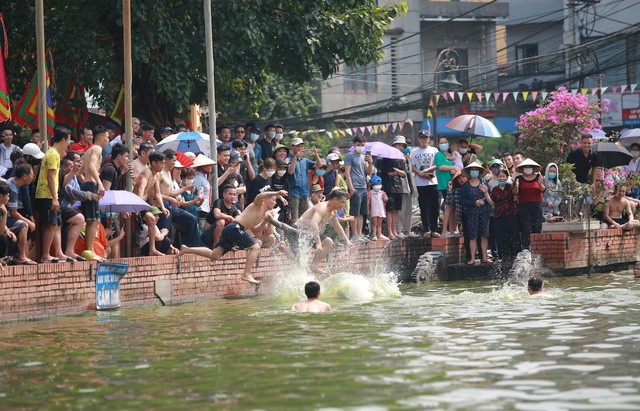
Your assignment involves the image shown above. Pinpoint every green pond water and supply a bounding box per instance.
[1,270,639,411]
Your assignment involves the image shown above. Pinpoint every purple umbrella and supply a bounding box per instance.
[349,141,405,160]
[72,190,151,213]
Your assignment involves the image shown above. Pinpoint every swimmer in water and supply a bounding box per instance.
[528,277,544,296]
[291,281,332,312]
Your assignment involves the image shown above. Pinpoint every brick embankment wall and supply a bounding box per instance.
[428,229,640,275]
[0,239,429,322]
[530,229,640,272]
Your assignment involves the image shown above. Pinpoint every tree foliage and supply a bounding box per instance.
[2,0,406,126]
[256,74,319,121]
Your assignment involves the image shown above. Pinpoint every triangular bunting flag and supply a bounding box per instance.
[522,91,529,101]
[601,87,608,94]
[591,88,598,96]
[476,92,483,102]
[570,89,578,95]
[630,84,638,93]
[380,125,387,133]
[372,125,378,134]
[485,92,491,103]
[351,127,358,135]
[366,126,373,134]
[435,95,440,104]
[580,88,588,96]
[397,122,403,131]
[512,91,519,101]
[502,92,509,102]
[441,92,448,102]
[345,128,352,136]
[621,85,628,94]
[457,92,464,102]
[390,123,397,132]
[531,91,538,102]
[448,91,455,101]
[541,91,548,100]
[339,129,346,137]
[493,92,500,103]
[325,131,333,138]
[359,126,365,135]
[611,86,618,93]
[405,119,414,126]
[467,92,473,101]
[426,108,432,118]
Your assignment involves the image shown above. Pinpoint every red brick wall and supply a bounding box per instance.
[0,239,429,322]
[531,229,640,271]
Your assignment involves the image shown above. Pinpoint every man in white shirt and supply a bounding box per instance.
[410,130,439,237]
[0,126,19,172]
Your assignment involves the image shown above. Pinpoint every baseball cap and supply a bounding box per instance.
[161,126,174,134]
[229,151,242,163]
[326,152,340,162]
[291,138,304,146]
[250,125,262,133]
[149,206,162,215]
[417,129,431,138]
[371,176,382,185]
[22,143,45,159]
[276,158,288,168]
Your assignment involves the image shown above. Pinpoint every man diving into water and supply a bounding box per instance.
[179,189,295,284]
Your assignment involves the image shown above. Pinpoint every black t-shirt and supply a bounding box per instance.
[100,162,123,189]
[257,139,275,160]
[246,174,272,205]
[206,199,240,224]
[380,158,405,194]
[567,148,599,184]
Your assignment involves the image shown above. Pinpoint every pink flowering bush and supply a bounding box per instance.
[516,87,604,167]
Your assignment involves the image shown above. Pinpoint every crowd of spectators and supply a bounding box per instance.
[0,117,637,267]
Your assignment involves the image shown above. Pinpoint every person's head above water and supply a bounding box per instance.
[528,277,544,295]
[305,281,321,299]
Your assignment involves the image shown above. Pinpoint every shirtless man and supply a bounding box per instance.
[79,125,108,260]
[290,189,353,274]
[179,189,289,284]
[527,277,544,296]
[603,184,640,230]
[291,281,331,312]
[138,151,170,255]
[157,149,200,246]
[133,143,154,197]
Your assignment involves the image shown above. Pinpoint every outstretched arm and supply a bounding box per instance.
[253,190,288,207]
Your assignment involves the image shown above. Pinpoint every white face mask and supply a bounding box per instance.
[373,184,382,191]
[459,147,468,154]
[632,150,640,158]
[277,169,286,177]
[184,178,194,186]
[265,170,276,178]
[275,133,284,141]
[354,146,365,154]
[523,167,534,175]
[267,131,276,139]
[233,181,239,188]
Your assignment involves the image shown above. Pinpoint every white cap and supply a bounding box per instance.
[291,137,304,146]
[22,143,45,159]
[326,153,340,162]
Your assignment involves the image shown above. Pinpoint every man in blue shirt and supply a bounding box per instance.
[287,138,322,222]
[344,136,373,240]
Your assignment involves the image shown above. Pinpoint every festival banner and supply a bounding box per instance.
[108,84,125,132]
[12,61,55,136]
[55,80,88,138]
[0,14,10,122]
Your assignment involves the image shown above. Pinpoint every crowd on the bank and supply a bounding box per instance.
[0,118,638,266]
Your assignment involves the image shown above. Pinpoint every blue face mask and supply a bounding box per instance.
[547,173,557,180]
[403,147,411,154]
[498,181,508,186]
[470,170,480,178]
[315,170,326,176]
[250,133,259,142]
[439,143,449,152]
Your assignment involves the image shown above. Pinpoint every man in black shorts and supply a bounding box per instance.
[179,189,289,284]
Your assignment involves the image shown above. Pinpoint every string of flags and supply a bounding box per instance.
[288,84,639,139]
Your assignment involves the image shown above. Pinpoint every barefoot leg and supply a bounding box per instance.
[179,244,222,260]
[241,244,261,284]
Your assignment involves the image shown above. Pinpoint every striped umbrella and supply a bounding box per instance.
[445,114,502,138]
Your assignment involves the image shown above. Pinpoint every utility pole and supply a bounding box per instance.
[35,0,47,147]
[204,0,218,202]
[563,0,578,89]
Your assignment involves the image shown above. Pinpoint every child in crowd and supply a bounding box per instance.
[140,206,177,256]
[542,163,563,221]
[443,171,464,237]
[490,169,520,260]
[447,140,464,170]
[368,176,389,241]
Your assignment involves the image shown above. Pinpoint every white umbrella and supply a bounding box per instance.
[155,131,222,156]
[445,114,502,138]
[618,128,640,146]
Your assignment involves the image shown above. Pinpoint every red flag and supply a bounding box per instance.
[0,14,10,122]
[178,106,193,131]
[56,80,88,137]
[12,60,56,136]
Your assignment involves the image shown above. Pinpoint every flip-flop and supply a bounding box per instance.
[74,255,87,262]
[41,258,60,264]
[65,257,75,263]
[17,259,37,265]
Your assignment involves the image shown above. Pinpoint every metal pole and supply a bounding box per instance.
[204,0,218,202]
[123,0,133,257]
[35,0,47,145]
[433,60,439,138]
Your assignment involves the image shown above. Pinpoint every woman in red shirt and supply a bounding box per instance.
[490,169,520,260]
[512,158,546,250]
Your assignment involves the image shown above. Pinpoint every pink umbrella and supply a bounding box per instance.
[445,114,502,138]
[349,141,405,160]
